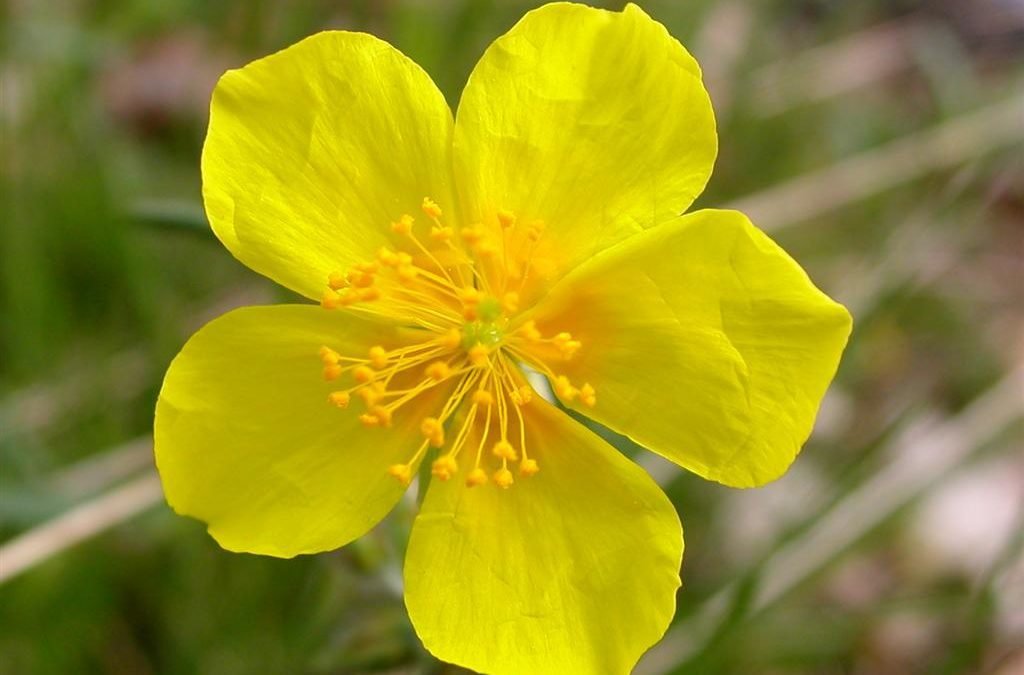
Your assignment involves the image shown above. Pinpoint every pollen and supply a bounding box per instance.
[314,197,593,490]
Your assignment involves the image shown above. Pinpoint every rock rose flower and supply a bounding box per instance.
[155,3,851,673]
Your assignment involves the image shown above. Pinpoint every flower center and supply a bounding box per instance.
[316,198,595,489]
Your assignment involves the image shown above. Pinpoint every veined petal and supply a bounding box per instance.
[405,398,682,675]
[530,209,852,488]
[203,31,454,300]
[453,2,716,285]
[155,305,436,557]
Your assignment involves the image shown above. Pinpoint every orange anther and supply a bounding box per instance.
[368,346,388,369]
[391,214,414,235]
[327,272,347,289]
[494,468,514,489]
[468,344,490,367]
[431,455,458,481]
[388,464,412,485]
[425,361,451,381]
[519,458,540,476]
[466,468,488,487]
[327,391,351,408]
[422,197,442,219]
[492,440,519,461]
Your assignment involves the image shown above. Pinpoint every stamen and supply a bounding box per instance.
[316,200,584,491]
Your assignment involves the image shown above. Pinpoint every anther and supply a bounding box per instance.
[431,454,458,481]
[494,468,514,489]
[368,346,388,369]
[466,467,488,487]
[527,221,545,241]
[388,464,412,486]
[580,383,597,408]
[510,385,533,406]
[327,272,347,290]
[323,364,343,381]
[321,289,342,309]
[430,226,453,241]
[519,458,540,476]
[425,361,451,381]
[422,197,442,219]
[359,412,381,427]
[378,247,399,267]
[460,226,483,244]
[492,440,519,461]
[319,346,340,365]
[421,417,445,447]
[502,292,519,314]
[497,210,516,229]
[554,375,578,402]
[474,240,497,257]
[349,270,375,288]
[441,328,462,350]
[518,320,542,341]
[553,332,582,359]
[371,405,393,427]
[397,264,419,284]
[459,287,481,305]
[468,344,490,367]
[353,366,375,384]
[358,287,381,302]
[391,214,414,235]
[471,390,493,407]
[357,384,384,406]
[327,391,351,408]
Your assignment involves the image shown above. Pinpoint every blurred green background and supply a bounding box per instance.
[1,0,1022,673]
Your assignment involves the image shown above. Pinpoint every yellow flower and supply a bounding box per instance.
[154,3,851,674]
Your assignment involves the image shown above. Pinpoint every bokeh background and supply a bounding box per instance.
[2,0,1022,673]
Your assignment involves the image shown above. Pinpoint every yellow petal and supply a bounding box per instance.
[453,3,716,281]
[155,305,436,557]
[203,32,454,300]
[405,398,682,675]
[530,209,852,488]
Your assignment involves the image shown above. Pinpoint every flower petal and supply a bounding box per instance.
[155,305,436,557]
[404,399,682,675]
[529,209,852,488]
[203,32,454,300]
[453,2,716,280]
